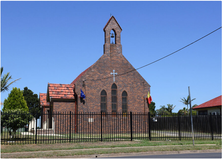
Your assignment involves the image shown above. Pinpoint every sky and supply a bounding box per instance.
[1,1,221,113]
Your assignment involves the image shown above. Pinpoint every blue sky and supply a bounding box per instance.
[1,1,221,113]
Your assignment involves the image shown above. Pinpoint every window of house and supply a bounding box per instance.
[111,83,117,116]
[122,91,127,117]
[101,90,107,116]
[198,110,208,115]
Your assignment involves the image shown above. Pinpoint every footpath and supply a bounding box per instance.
[1,144,221,158]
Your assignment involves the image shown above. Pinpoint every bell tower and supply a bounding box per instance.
[103,16,122,56]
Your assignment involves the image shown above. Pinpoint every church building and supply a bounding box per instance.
[39,16,151,133]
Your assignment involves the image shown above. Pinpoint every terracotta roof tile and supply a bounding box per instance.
[39,93,50,106]
[48,83,74,100]
[193,95,222,110]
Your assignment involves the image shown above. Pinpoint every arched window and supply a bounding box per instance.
[101,90,107,115]
[111,83,117,116]
[110,29,116,44]
[122,91,127,117]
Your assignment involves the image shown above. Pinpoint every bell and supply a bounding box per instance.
[111,33,114,38]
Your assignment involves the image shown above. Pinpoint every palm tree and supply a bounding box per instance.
[180,96,196,115]
[166,104,176,114]
[1,67,20,92]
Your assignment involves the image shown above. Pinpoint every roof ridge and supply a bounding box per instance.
[103,16,122,31]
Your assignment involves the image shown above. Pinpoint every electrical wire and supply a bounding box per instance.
[87,26,222,82]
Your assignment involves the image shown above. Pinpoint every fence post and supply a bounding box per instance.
[148,112,151,141]
[130,112,133,141]
[101,111,102,142]
[209,114,214,140]
[35,113,37,144]
[69,111,71,142]
[178,113,181,141]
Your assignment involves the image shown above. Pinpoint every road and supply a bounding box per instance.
[114,152,221,158]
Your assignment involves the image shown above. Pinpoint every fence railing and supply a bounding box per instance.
[1,112,221,144]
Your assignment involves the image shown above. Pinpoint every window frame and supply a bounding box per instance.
[111,83,117,117]
[100,90,107,116]
[122,91,127,117]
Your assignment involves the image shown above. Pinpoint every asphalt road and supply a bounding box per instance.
[114,152,221,158]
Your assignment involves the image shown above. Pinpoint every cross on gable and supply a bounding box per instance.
[110,70,117,82]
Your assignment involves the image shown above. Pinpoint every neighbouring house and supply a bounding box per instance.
[192,95,221,115]
[39,16,151,134]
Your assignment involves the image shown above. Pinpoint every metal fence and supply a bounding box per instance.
[1,112,221,145]
[150,114,221,140]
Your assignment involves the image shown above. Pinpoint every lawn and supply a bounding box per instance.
[1,139,221,158]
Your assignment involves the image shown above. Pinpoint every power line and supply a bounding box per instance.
[88,26,222,82]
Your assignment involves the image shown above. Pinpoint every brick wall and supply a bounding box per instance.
[48,16,151,134]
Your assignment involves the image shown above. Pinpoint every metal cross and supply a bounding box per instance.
[110,70,117,82]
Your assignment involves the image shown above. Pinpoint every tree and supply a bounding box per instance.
[180,96,196,115]
[1,109,32,138]
[2,87,31,138]
[178,105,197,116]
[23,87,41,119]
[178,107,188,115]
[156,104,176,115]
[156,105,170,115]
[1,67,20,92]
[149,101,156,116]
[166,104,176,114]
[3,87,29,111]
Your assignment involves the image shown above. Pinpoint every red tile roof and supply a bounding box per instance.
[47,83,74,100]
[103,16,122,31]
[71,66,92,85]
[193,95,222,110]
[39,93,50,106]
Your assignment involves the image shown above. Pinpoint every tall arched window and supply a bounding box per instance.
[101,90,107,115]
[122,91,127,117]
[110,29,116,44]
[111,83,117,116]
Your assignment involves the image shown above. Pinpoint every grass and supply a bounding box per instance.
[1,139,221,158]
[1,139,221,153]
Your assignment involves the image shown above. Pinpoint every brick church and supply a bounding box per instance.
[39,16,151,132]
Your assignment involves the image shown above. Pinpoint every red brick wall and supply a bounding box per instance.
[74,52,150,114]
[49,17,151,134]
[73,16,150,114]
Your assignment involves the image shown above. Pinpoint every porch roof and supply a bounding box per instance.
[47,83,74,101]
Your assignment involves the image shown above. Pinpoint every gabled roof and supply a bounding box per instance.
[71,66,92,85]
[193,95,222,110]
[39,93,50,106]
[47,83,74,101]
[103,16,122,31]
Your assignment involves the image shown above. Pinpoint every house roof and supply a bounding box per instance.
[193,95,222,110]
[47,83,74,101]
[39,93,50,106]
[71,66,92,85]
[103,16,122,31]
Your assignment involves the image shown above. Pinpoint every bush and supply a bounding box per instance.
[1,109,33,138]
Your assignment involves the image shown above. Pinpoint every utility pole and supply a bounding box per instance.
[188,86,195,146]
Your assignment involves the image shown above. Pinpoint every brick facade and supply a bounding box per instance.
[72,16,150,114]
[40,16,151,134]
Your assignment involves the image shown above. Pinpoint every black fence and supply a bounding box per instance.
[150,114,221,140]
[1,112,221,145]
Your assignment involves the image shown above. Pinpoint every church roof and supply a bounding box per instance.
[39,93,50,106]
[193,95,222,110]
[71,66,92,85]
[47,83,74,100]
[103,16,122,31]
